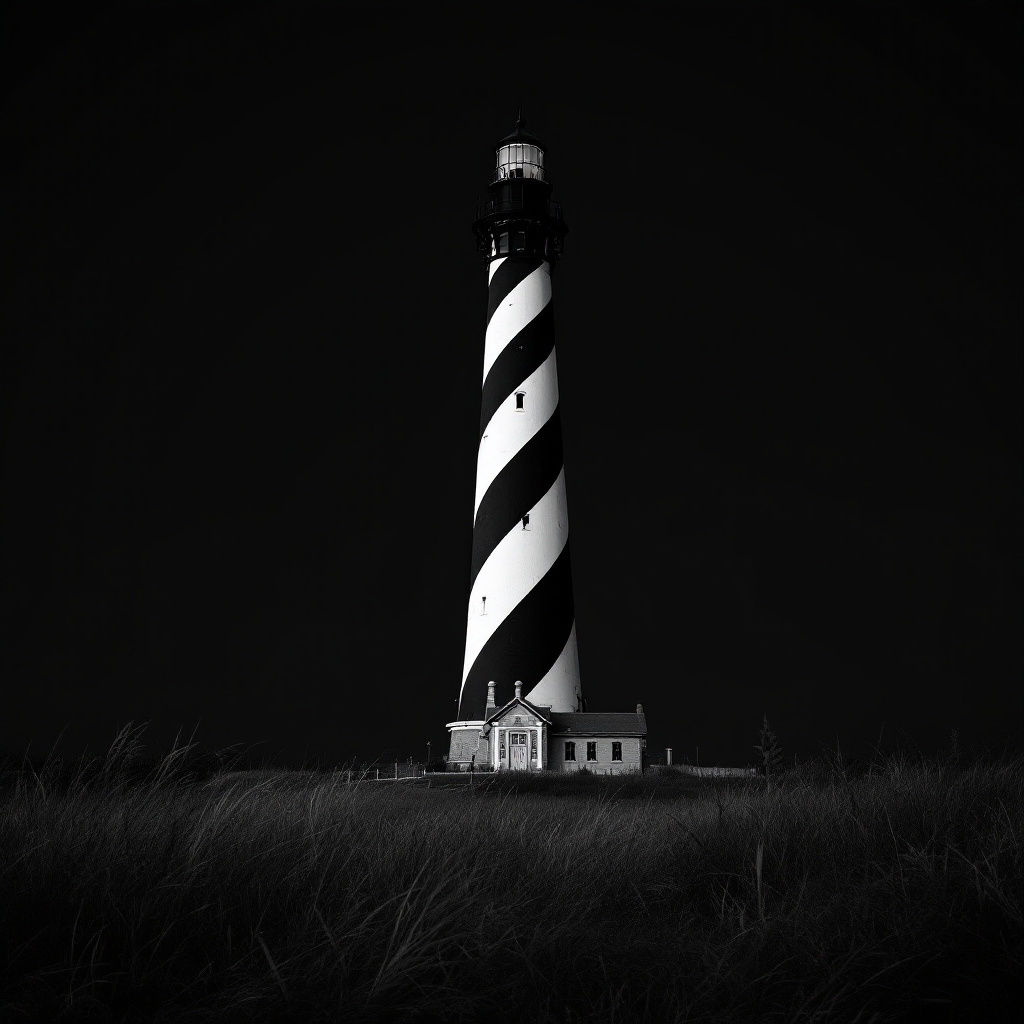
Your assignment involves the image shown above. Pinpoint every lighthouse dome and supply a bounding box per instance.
[493,116,546,183]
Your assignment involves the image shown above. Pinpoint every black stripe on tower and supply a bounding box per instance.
[460,542,576,720]
[485,257,542,324]
[479,301,554,438]
[470,406,564,589]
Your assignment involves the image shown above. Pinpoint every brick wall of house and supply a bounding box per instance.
[448,727,488,767]
[550,734,643,774]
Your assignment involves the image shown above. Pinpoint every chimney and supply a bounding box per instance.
[486,681,496,711]
[636,703,643,714]
[666,747,673,766]
[514,679,522,700]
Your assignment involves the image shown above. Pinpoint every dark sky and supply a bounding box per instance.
[2,2,1021,769]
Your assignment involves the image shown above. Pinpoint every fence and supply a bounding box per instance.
[348,762,504,781]
[346,761,756,781]
[649,763,757,778]
[350,762,426,782]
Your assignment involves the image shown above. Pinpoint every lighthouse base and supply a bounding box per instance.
[446,721,488,770]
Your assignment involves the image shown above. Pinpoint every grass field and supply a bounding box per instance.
[0,735,1020,1023]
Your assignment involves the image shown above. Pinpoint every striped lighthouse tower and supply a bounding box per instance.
[447,113,581,765]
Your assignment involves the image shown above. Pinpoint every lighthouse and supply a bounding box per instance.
[446,113,584,767]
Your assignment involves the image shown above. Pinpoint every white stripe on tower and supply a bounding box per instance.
[482,260,550,379]
[462,467,569,682]
[474,347,559,515]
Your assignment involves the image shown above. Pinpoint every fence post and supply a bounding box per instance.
[375,768,379,781]
[395,762,398,780]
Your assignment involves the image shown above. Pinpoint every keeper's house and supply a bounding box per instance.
[459,681,647,773]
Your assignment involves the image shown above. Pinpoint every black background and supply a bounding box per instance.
[2,2,1020,768]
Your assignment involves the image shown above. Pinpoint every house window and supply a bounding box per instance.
[564,741,576,761]
[586,742,597,762]
[531,732,537,758]
[514,716,522,724]
[612,742,622,761]
[515,392,525,411]
[522,514,530,530]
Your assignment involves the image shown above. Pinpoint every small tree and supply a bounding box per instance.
[753,714,784,779]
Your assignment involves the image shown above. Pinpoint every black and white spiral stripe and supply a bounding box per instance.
[457,255,581,721]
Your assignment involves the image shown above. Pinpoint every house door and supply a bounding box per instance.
[509,733,528,770]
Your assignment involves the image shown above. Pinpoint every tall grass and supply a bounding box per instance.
[0,732,1020,1022]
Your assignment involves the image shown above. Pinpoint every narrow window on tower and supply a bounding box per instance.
[587,742,597,762]
[481,596,487,615]
[521,514,530,530]
[564,741,576,762]
[515,392,525,411]
[612,742,622,761]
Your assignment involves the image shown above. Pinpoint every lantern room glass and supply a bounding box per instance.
[495,143,545,181]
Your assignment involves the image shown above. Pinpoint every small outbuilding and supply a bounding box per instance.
[470,681,647,774]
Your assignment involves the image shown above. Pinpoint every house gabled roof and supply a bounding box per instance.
[549,712,647,737]
[485,696,553,726]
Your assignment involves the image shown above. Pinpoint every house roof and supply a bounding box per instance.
[549,712,647,736]
[485,697,553,726]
